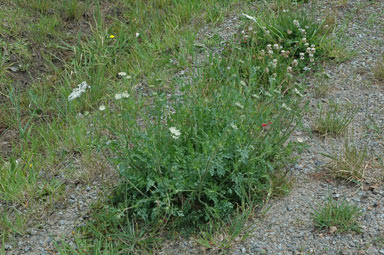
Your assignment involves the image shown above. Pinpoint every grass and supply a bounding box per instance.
[374,55,384,81]
[0,0,341,253]
[312,101,357,137]
[312,197,362,233]
[323,140,370,184]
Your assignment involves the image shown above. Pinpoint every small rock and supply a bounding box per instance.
[329,226,338,233]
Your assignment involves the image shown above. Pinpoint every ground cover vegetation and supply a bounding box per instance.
[0,0,343,253]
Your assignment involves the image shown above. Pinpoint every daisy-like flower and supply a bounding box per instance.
[169,127,181,139]
[115,91,130,100]
[99,105,106,111]
[68,81,91,101]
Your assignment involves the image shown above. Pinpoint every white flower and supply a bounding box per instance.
[118,72,127,78]
[136,32,140,37]
[266,44,272,50]
[309,53,314,58]
[169,127,181,139]
[287,66,293,73]
[287,29,292,35]
[311,44,315,48]
[306,47,311,53]
[280,50,286,56]
[265,67,270,73]
[230,123,238,130]
[268,49,273,55]
[304,42,309,47]
[302,37,307,43]
[235,102,244,109]
[292,59,299,66]
[273,44,279,50]
[260,49,265,56]
[311,47,316,53]
[293,20,300,27]
[303,66,311,71]
[68,81,91,101]
[99,105,106,111]
[272,59,278,64]
[310,58,315,63]
[115,91,130,100]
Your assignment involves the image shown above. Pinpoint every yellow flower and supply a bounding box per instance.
[29,164,32,168]
[109,34,115,39]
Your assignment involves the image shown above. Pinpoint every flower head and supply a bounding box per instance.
[115,91,130,100]
[99,105,106,111]
[68,81,91,101]
[109,35,115,39]
[169,127,181,139]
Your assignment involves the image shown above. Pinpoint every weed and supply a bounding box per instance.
[323,140,370,184]
[312,101,357,136]
[374,55,384,81]
[312,197,362,233]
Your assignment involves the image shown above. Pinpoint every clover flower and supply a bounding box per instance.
[99,105,106,111]
[293,20,300,27]
[68,81,91,101]
[287,66,293,73]
[306,47,311,53]
[266,44,272,50]
[273,44,279,50]
[169,127,181,139]
[287,29,293,35]
[292,59,299,66]
[302,37,307,43]
[260,49,265,56]
[300,52,305,60]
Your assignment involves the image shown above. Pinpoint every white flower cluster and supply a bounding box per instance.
[115,91,130,100]
[68,81,91,101]
[169,127,181,139]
